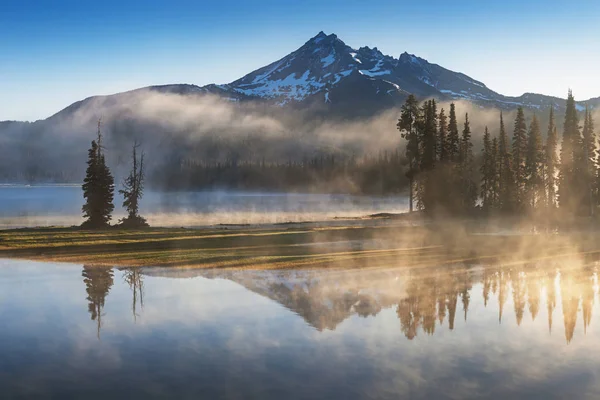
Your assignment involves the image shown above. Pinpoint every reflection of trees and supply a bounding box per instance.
[123,268,144,322]
[392,261,597,344]
[82,265,114,338]
[188,259,598,344]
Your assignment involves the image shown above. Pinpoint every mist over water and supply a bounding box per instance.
[0,184,409,228]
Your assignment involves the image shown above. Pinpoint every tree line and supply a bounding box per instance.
[81,120,148,228]
[152,151,409,194]
[398,91,599,218]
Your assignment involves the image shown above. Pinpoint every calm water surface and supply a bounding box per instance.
[0,184,408,228]
[1,258,599,399]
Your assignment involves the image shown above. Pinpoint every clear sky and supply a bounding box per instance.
[2,0,600,121]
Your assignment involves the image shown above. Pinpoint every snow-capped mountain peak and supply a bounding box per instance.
[208,31,589,114]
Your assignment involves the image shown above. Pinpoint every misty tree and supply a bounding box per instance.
[418,99,438,212]
[480,127,494,211]
[512,107,528,211]
[438,108,448,161]
[559,91,582,215]
[397,94,420,212]
[525,115,544,209]
[498,112,513,212]
[491,136,500,209]
[581,107,597,213]
[119,140,148,227]
[82,120,115,228]
[458,113,477,213]
[447,103,460,162]
[544,107,558,209]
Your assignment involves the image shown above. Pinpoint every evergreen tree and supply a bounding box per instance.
[459,113,477,212]
[545,107,558,209]
[525,115,544,210]
[480,127,493,211]
[438,108,448,161]
[491,137,500,209]
[398,95,420,212]
[512,107,528,210]
[559,90,582,214]
[82,122,115,228]
[119,141,148,227]
[418,100,438,212]
[581,107,597,214]
[419,99,438,171]
[447,103,460,162]
[498,112,513,212]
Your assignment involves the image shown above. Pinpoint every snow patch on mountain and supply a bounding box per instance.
[235,70,325,101]
[321,52,336,68]
[215,31,585,111]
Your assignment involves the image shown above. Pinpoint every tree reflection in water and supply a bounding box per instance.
[81,265,114,339]
[83,258,598,344]
[123,267,144,323]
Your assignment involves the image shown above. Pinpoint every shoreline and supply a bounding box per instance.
[1,216,600,269]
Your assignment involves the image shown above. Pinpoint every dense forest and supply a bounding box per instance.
[152,151,408,194]
[398,91,598,218]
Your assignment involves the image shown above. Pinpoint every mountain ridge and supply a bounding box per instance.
[4,31,599,124]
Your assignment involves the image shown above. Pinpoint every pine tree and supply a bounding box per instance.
[559,90,582,214]
[545,107,558,209]
[525,115,544,210]
[581,107,597,214]
[480,127,493,211]
[82,121,115,228]
[419,99,438,172]
[512,107,528,210]
[498,112,513,212]
[398,94,420,212]
[491,136,500,209]
[459,113,477,212]
[119,141,148,227]
[447,103,460,162]
[418,100,438,212]
[438,108,448,161]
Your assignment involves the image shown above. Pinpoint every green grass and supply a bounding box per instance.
[1,222,600,269]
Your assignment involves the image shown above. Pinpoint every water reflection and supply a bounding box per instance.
[81,265,114,338]
[2,258,600,398]
[123,268,144,322]
[142,260,598,344]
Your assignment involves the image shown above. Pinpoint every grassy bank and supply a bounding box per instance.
[1,219,600,269]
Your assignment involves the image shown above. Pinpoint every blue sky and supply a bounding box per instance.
[2,0,600,121]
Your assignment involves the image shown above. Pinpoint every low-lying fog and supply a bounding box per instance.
[0,184,408,228]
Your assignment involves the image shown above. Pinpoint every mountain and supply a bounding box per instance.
[1,31,599,184]
[28,30,598,124]
[199,31,598,114]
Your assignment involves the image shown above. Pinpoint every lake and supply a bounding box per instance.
[0,184,408,228]
[1,258,599,399]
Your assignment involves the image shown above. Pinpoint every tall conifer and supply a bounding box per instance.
[512,107,528,210]
[525,115,544,209]
[447,103,460,162]
[480,127,493,211]
[498,112,513,212]
[545,107,558,209]
[82,121,114,228]
[397,95,420,212]
[559,90,581,214]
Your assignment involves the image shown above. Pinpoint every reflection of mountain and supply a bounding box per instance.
[142,261,599,343]
[144,268,407,331]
